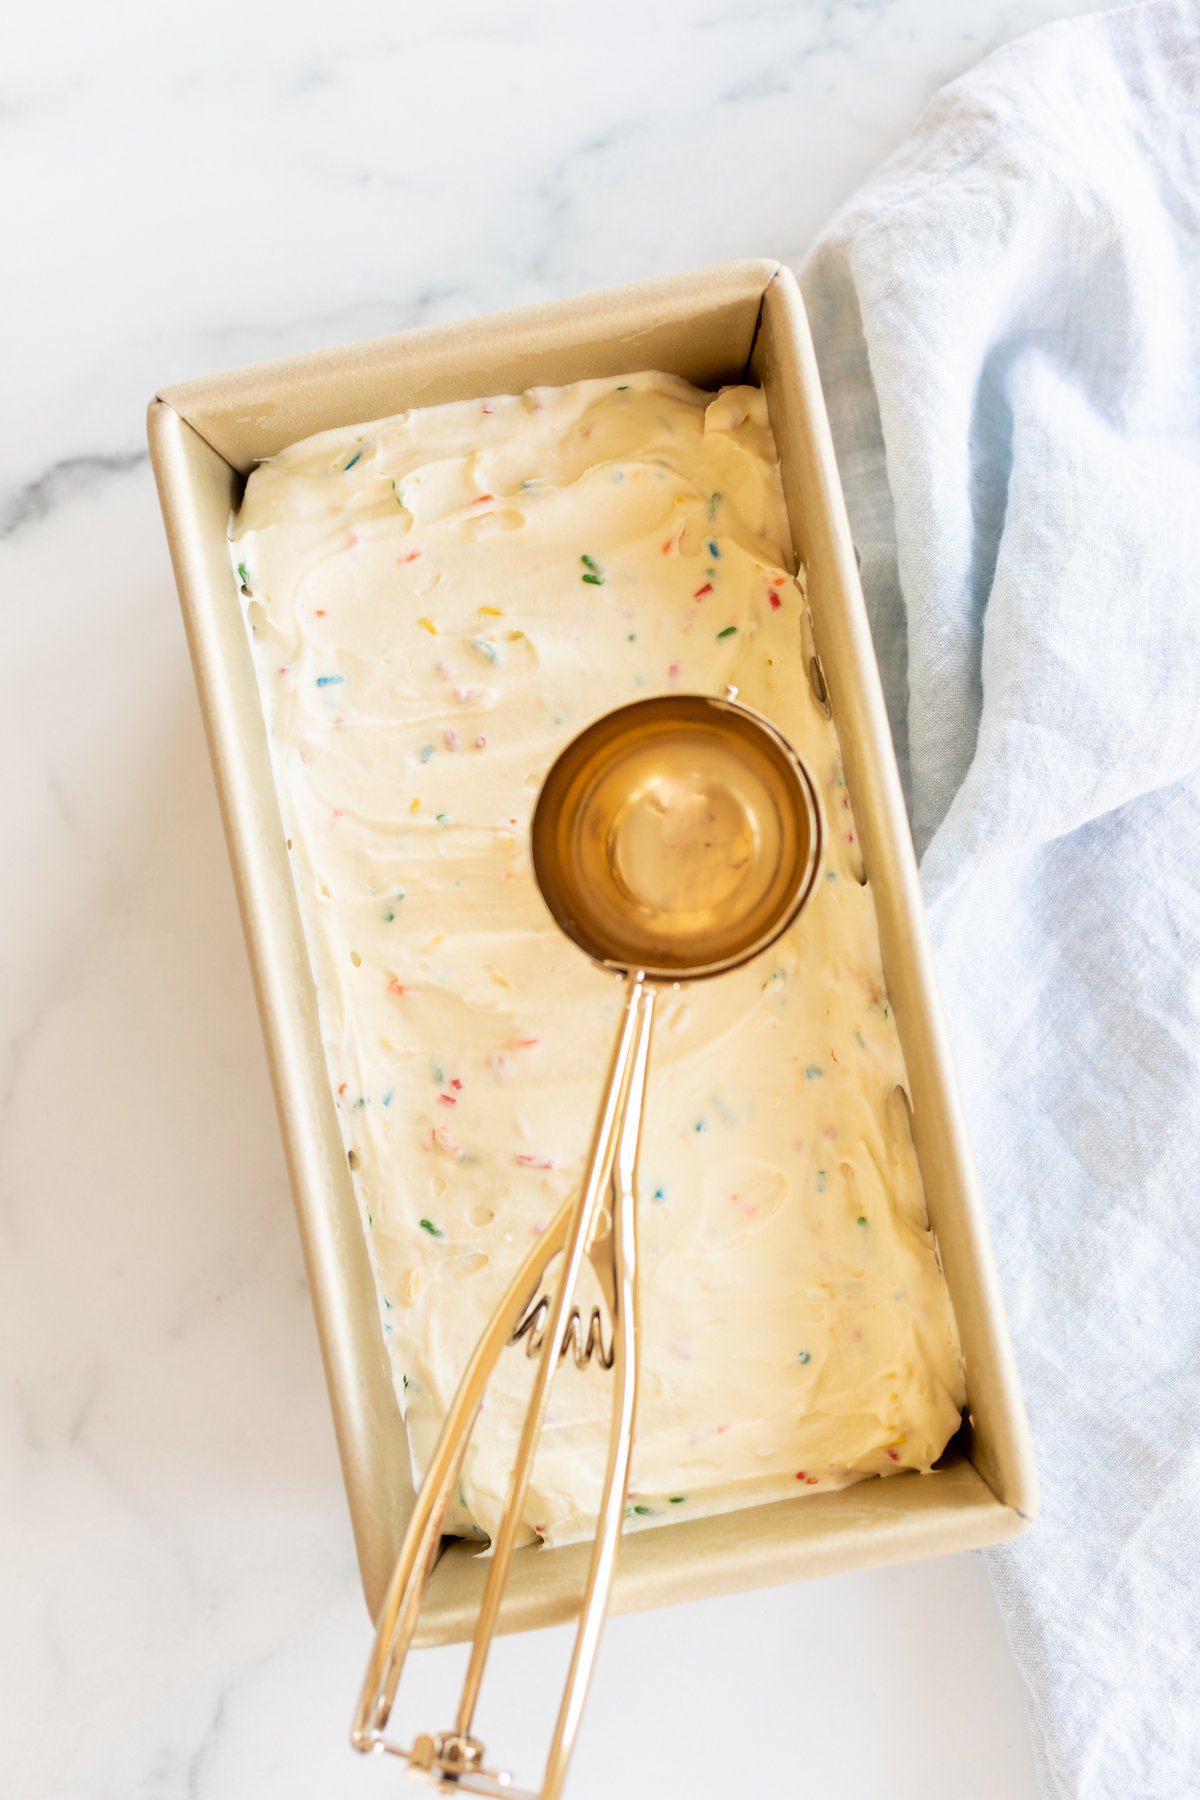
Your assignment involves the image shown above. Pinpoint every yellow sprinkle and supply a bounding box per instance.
[379,1036,398,1051]
[410,798,421,814]
[418,617,438,634]
[430,933,445,946]
[349,950,362,968]
[478,605,505,616]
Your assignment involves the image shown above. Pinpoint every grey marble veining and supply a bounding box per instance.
[3,2,1109,1795]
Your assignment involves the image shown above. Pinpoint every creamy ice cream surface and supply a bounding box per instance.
[231,371,965,1546]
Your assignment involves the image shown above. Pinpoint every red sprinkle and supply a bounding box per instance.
[315,609,327,618]
[338,1083,348,1096]
[795,1471,807,1481]
[514,1037,541,1049]
[439,1094,457,1106]
[473,493,495,505]
[693,582,713,599]
[515,1153,555,1169]
[402,550,422,563]
[450,1077,463,1091]
[474,735,487,749]
[668,662,681,680]
[887,1449,900,1462]
[768,590,782,610]
[444,729,458,750]
[387,977,408,997]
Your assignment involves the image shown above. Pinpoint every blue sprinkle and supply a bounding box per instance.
[343,449,363,471]
[805,1065,823,1080]
[826,870,838,881]
[652,1186,667,1203]
[797,1350,811,1364]
[706,539,721,558]
[816,1170,828,1194]
[383,1295,393,1311]
[471,638,499,664]
[382,1089,395,1106]
[316,674,344,687]
[420,744,435,763]
[612,468,624,481]
[694,1119,707,1133]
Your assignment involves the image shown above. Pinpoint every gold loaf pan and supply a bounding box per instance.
[147,260,1037,1641]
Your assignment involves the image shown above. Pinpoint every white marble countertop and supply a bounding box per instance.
[4,3,1108,1795]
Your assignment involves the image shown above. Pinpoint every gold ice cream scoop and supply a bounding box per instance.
[352,691,824,1800]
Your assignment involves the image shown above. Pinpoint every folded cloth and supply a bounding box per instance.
[800,5,1200,1795]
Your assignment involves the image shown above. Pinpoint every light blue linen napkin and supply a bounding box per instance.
[800,4,1200,1794]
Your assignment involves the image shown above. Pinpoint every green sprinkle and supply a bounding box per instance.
[707,492,721,520]
[826,870,838,881]
[627,632,637,641]
[668,1495,686,1505]
[581,554,600,571]
[236,561,250,590]
[797,1351,811,1364]
[805,1065,823,1080]
[694,1119,706,1133]
[816,1170,828,1194]
[343,449,363,471]
[716,625,737,640]
[436,812,450,825]
[616,384,630,391]
[855,1030,866,1049]
[432,1061,445,1084]
[625,1503,656,1518]
[471,637,499,664]
[393,480,406,505]
[652,1186,666,1202]
[402,1372,410,1391]
[856,1215,869,1227]
[419,1218,443,1238]
[384,911,395,923]
[582,573,603,585]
